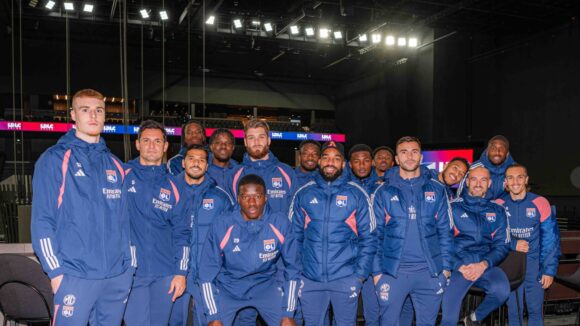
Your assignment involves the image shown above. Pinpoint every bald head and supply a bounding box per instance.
[466,166,492,198]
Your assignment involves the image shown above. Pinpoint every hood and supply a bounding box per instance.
[314,166,349,190]
[175,171,217,194]
[479,149,515,175]
[126,157,168,178]
[57,129,109,153]
[386,165,432,186]
[461,192,492,210]
[208,152,239,170]
[242,151,280,169]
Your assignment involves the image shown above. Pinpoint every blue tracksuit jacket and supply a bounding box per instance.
[497,193,560,277]
[289,171,376,281]
[198,208,300,321]
[294,166,318,189]
[125,159,192,277]
[167,146,187,176]
[350,169,382,195]
[372,167,453,277]
[457,150,515,200]
[207,153,239,191]
[450,194,511,270]
[228,152,297,214]
[31,129,131,279]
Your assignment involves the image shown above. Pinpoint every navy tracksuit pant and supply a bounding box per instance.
[507,259,544,326]
[441,267,510,325]
[124,275,174,326]
[361,276,380,326]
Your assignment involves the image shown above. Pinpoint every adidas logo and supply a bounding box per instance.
[390,195,399,201]
[74,169,86,177]
[233,245,241,252]
[310,198,319,204]
[436,287,444,295]
[349,292,358,298]
[461,213,468,218]
[128,186,137,193]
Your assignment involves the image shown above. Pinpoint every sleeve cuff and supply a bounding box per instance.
[47,268,63,279]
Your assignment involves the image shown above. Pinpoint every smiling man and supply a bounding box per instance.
[207,128,239,190]
[372,146,395,182]
[295,140,321,188]
[167,120,207,175]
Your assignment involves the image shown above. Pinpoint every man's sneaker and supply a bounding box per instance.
[463,314,482,326]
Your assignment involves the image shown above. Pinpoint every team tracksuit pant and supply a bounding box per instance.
[361,276,380,326]
[124,275,175,326]
[507,259,545,326]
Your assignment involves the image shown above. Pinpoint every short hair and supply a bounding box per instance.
[244,119,270,135]
[299,140,321,152]
[237,174,266,195]
[182,120,206,145]
[72,89,104,106]
[138,119,167,141]
[209,128,235,145]
[488,135,510,151]
[505,162,528,176]
[395,136,421,152]
[348,144,373,159]
[372,146,394,158]
[185,143,208,159]
[448,157,470,170]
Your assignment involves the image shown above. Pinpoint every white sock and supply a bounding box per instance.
[470,312,477,321]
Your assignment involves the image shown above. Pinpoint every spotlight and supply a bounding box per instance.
[159,10,169,21]
[233,19,243,29]
[45,0,55,9]
[333,31,343,39]
[385,35,395,46]
[397,37,407,46]
[408,38,418,47]
[251,20,260,26]
[305,27,315,36]
[372,33,381,44]
[83,4,94,13]
[205,15,215,25]
[359,34,367,42]
[319,28,330,39]
[264,22,273,32]
[290,25,299,35]
[140,9,149,19]
[63,2,74,10]
[28,0,38,8]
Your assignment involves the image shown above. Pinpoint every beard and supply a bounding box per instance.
[400,160,420,173]
[248,146,269,160]
[320,166,343,182]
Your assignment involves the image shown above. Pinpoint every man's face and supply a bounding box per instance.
[350,151,373,179]
[466,167,492,198]
[395,142,422,173]
[441,160,468,186]
[373,149,395,173]
[184,123,205,146]
[505,166,528,197]
[183,148,208,180]
[238,184,267,220]
[136,128,168,164]
[319,148,345,182]
[487,140,509,166]
[70,96,106,137]
[244,127,270,160]
[210,133,235,162]
[299,143,320,172]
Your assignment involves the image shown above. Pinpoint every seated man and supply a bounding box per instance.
[198,174,299,326]
[442,166,511,326]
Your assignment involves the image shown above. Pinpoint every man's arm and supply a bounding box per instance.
[371,186,387,282]
[198,222,226,322]
[435,188,454,274]
[536,197,560,284]
[288,192,306,267]
[353,187,377,280]
[482,206,511,268]
[280,221,300,319]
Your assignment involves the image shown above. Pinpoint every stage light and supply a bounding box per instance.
[290,25,299,35]
[140,9,149,19]
[319,28,330,39]
[83,4,94,13]
[264,22,273,32]
[359,34,367,42]
[385,35,395,46]
[45,0,55,9]
[397,37,406,46]
[372,33,381,44]
[205,15,215,25]
[305,27,315,36]
[408,37,418,47]
[233,19,242,29]
[159,10,169,21]
[251,20,260,26]
[333,31,343,39]
[63,2,74,11]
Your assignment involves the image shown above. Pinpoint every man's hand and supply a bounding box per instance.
[541,275,554,289]
[373,274,382,285]
[281,317,297,326]
[51,274,64,294]
[460,262,488,281]
[515,240,529,253]
[443,270,451,279]
[168,275,187,302]
[208,320,223,326]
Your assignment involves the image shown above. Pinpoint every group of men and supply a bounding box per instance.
[31,89,561,326]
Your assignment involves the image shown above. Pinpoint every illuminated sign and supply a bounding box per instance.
[422,149,474,172]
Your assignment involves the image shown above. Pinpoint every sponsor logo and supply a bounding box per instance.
[8,122,21,130]
[379,283,390,301]
[408,205,417,220]
[104,125,116,132]
[336,195,348,207]
[106,170,117,183]
[272,177,283,189]
[297,133,308,139]
[390,195,399,202]
[263,239,275,252]
[461,213,469,218]
[485,212,496,223]
[321,134,332,141]
[203,198,214,210]
[165,128,176,135]
[62,305,74,318]
[233,245,241,252]
[40,123,54,130]
[159,188,171,202]
[424,191,436,203]
[74,169,86,177]
[133,126,140,133]
[526,208,536,218]
[63,294,76,306]
[309,197,319,204]
[128,186,137,193]
[271,132,283,138]
[233,238,240,244]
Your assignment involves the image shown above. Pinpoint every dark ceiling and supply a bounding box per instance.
[1,0,578,84]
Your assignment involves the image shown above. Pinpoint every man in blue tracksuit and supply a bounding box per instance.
[31,89,133,325]
[207,128,239,190]
[168,120,206,175]
[372,146,395,183]
[441,165,511,326]
[170,144,235,326]
[372,136,453,326]
[457,135,514,199]
[199,174,300,326]
[124,120,192,326]
[229,120,297,214]
[295,140,321,188]
[498,163,560,326]
[290,141,376,325]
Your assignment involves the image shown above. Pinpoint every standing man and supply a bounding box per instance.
[372,136,453,326]
[372,146,395,182]
[170,144,235,326]
[229,120,296,214]
[207,128,239,190]
[295,140,321,188]
[441,166,511,326]
[168,120,206,175]
[290,141,376,325]
[498,164,560,326]
[31,89,133,325]
[123,120,192,326]
[457,135,514,199]
[199,174,300,326]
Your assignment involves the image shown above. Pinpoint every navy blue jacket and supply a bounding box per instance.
[167,146,187,176]
[289,171,376,282]
[457,149,515,200]
[350,169,382,195]
[372,167,453,277]
[294,166,318,189]
[207,153,239,191]
[450,194,510,270]
[198,208,300,321]
[31,130,131,279]
[497,193,560,277]
[228,152,297,214]
[125,159,192,277]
